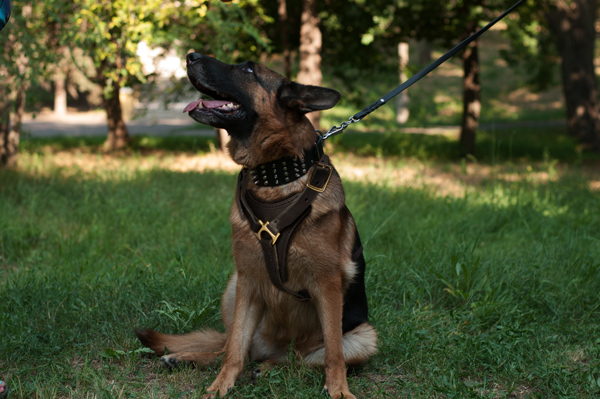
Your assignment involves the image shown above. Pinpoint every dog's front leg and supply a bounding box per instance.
[203,273,263,398]
[315,275,356,399]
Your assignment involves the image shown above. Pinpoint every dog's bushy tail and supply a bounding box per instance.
[302,323,378,367]
[135,328,227,356]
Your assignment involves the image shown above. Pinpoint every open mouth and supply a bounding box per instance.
[183,80,245,120]
[183,98,242,115]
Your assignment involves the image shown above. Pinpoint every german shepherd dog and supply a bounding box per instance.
[136,53,377,399]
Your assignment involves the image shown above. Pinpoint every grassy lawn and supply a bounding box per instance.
[1,133,599,398]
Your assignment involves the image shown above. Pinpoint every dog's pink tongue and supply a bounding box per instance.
[183,99,235,113]
[183,99,202,113]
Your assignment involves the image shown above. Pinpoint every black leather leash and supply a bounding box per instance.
[321,0,526,140]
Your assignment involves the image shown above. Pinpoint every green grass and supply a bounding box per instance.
[1,139,599,398]
[327,127,584,163]
[19,135,217,154]
[20,124,588,165]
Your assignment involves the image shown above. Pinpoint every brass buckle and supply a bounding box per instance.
[307,163,333,193]
[256,220,280,245]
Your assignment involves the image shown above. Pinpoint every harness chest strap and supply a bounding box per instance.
[236,154,334,301]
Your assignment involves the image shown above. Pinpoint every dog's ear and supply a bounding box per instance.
[279,82,341,114]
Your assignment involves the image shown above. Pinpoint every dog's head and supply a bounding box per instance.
[184,53,340,166]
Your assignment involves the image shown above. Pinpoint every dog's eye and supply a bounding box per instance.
[242,66,254,74]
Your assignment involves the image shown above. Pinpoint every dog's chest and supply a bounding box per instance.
[229,219,315,284]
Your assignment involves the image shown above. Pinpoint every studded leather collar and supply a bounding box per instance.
[248,137,324,187]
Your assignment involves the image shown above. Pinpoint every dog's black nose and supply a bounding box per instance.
[186,52,202,66]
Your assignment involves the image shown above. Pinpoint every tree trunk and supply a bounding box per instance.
[0,27,27,168]
[417,40,432,67]
[277,0,292,79]
[0,87,13,168]
[54,69,67,116]
[297,0,322,129]
[216,128,230,153]
[0,87,24,168]
[459,39,481,157]
[396,41,410,124]
[546,0,600,151]
[13,88,25,134]
[103,80,131,151]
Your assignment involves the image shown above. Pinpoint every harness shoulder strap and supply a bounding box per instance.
[236,154,333,301]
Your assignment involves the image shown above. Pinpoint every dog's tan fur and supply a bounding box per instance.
[136,54,377,399]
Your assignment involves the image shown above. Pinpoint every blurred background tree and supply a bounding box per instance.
[64,0,269,151]
[349,0,523,156]
[504,0,600,151]
[67,0,159,150]
[0,1,64,167]
[544,0,599,150]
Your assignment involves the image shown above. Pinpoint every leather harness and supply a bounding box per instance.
[236,142,335,301]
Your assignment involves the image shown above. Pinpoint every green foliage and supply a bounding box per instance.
[152,0,271,64]
[352,0,518,46]
[501,0,559,91]
[0,2,65,89]
[65,0,270,100]
[69,0,170,96]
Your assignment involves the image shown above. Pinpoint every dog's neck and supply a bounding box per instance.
[247,137,324,187]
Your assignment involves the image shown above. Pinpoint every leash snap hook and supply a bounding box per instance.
[322,116,360,140]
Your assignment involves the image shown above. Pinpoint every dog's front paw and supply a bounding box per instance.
[323,385,357,399]
[251,367,262,381]
[201,385,233,399]
[161,354,181,368]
